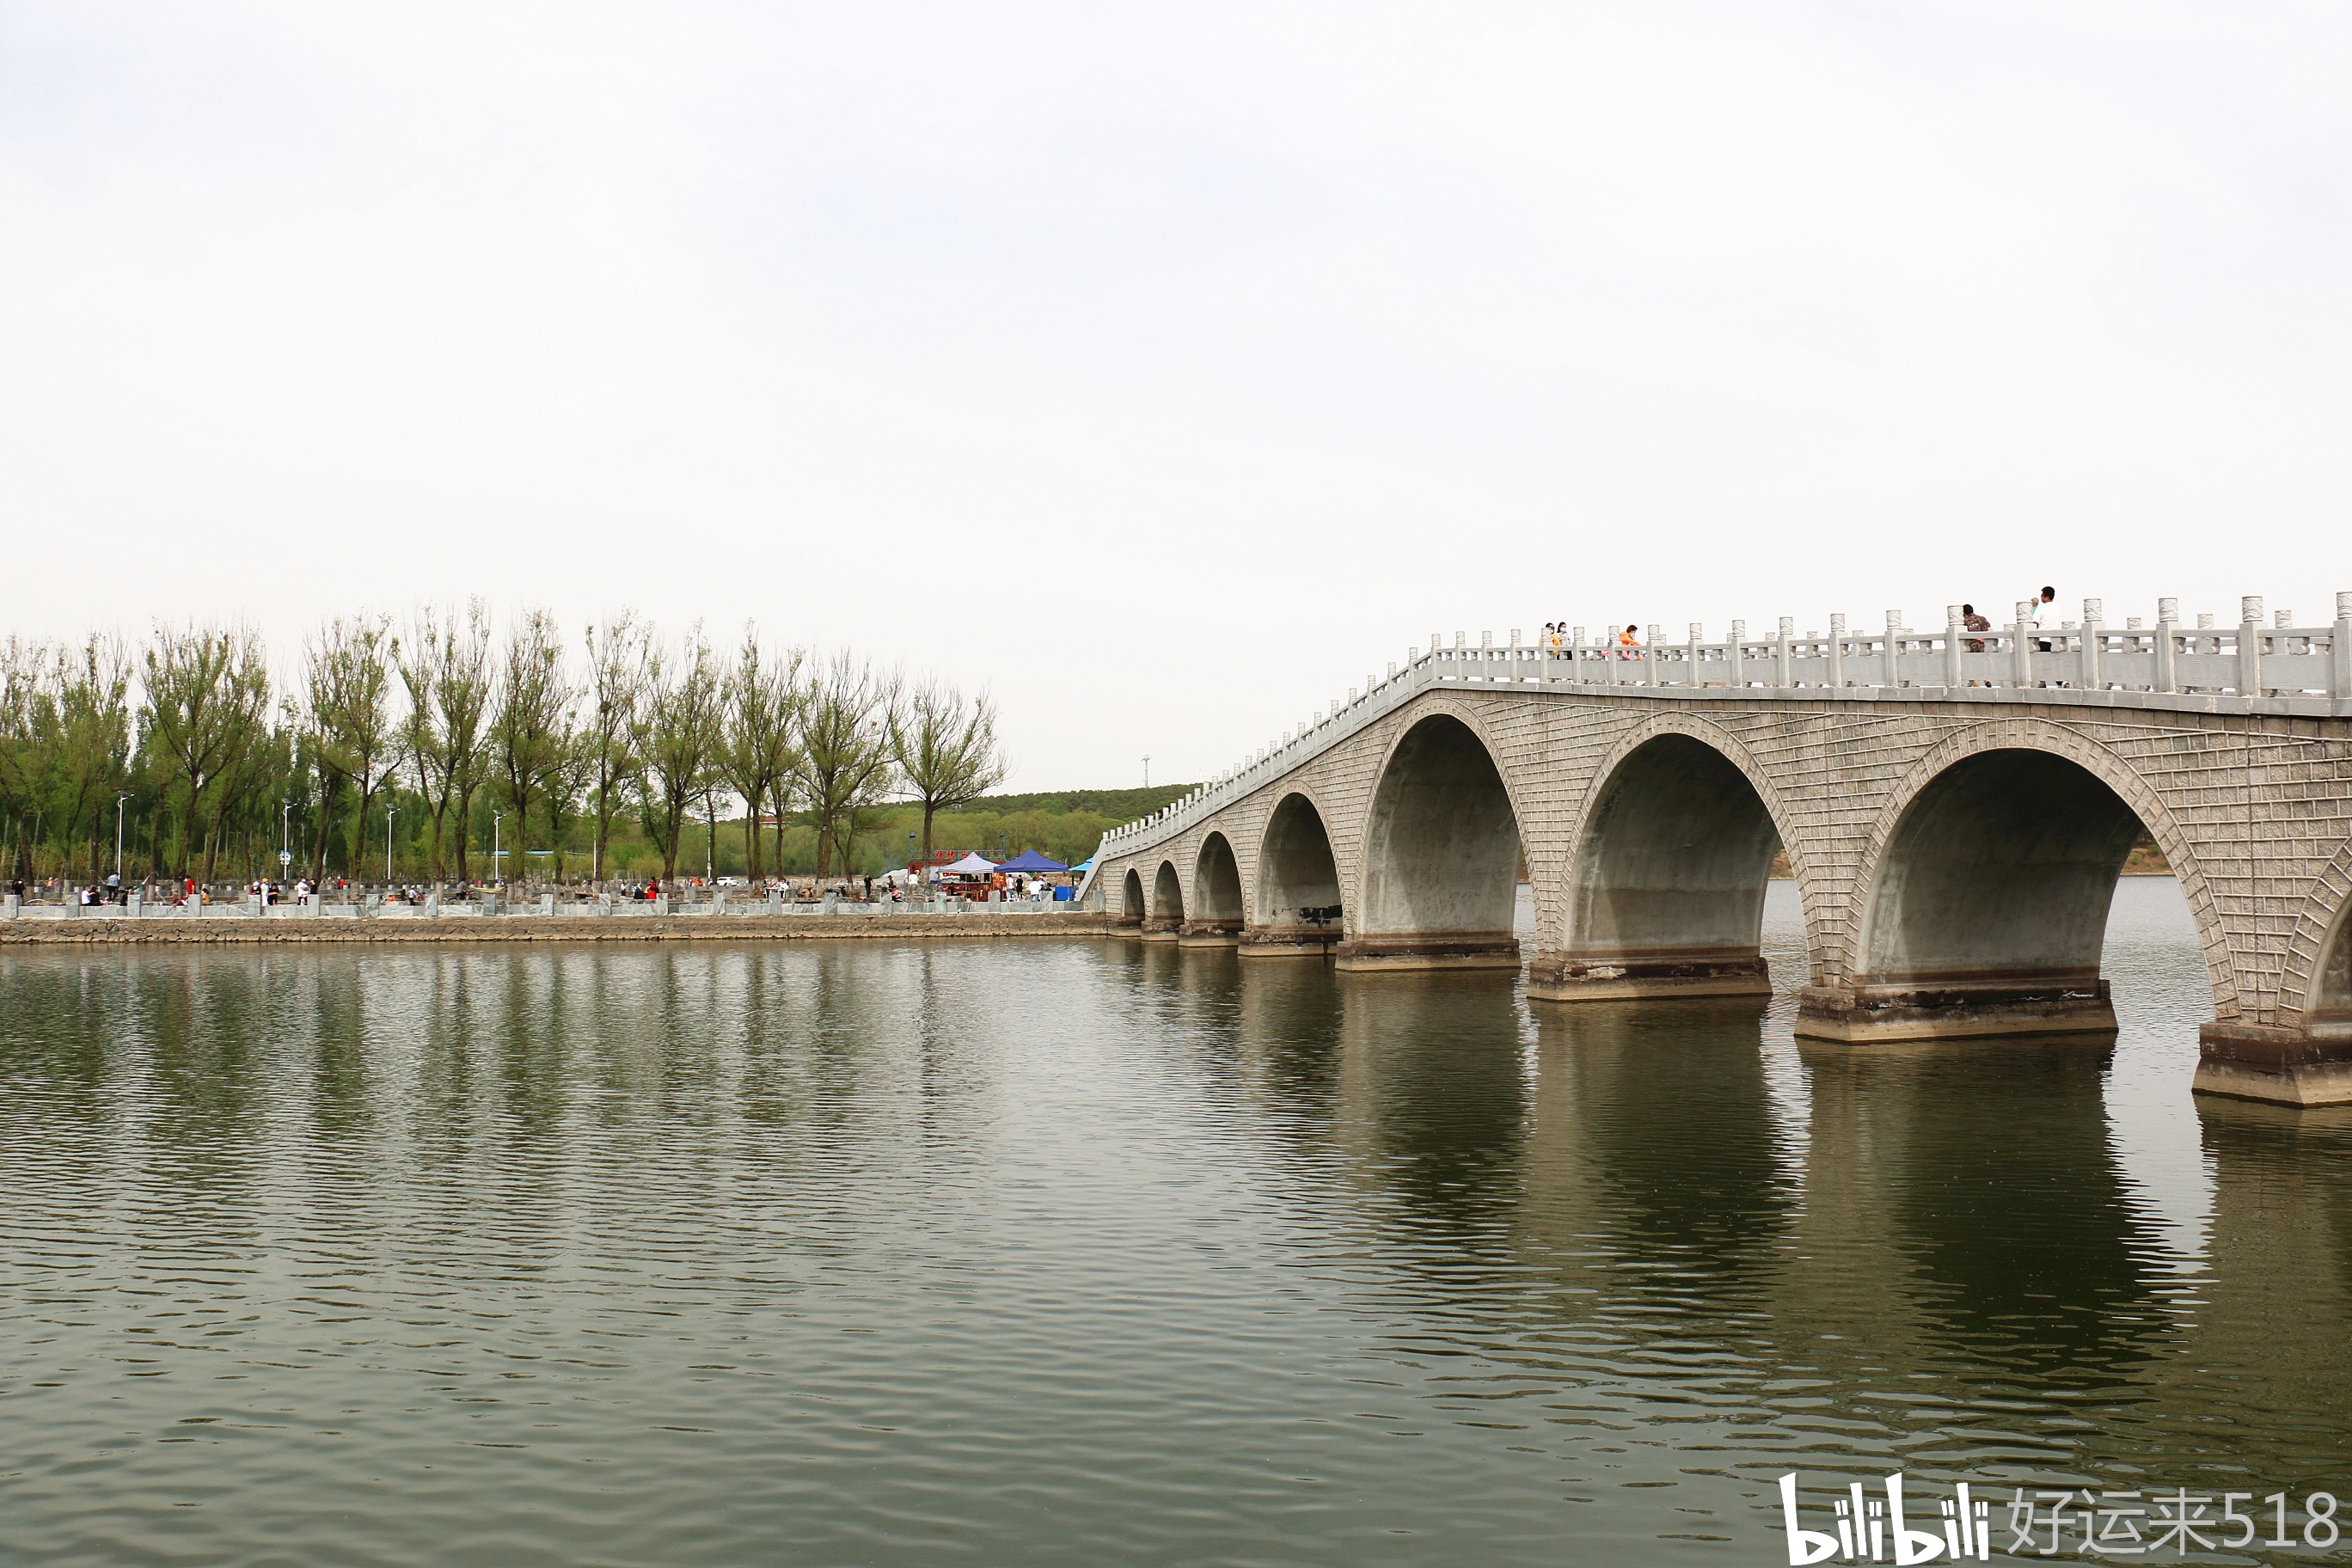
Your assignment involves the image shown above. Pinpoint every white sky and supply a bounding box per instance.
[3,3,2349,790]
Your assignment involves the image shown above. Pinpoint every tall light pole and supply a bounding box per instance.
[115,793,130,879]
[385,803,398,883]
[1142,755,1150,788]
[493,813,505,885]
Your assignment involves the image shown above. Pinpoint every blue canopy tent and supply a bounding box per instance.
[995,848,1069,874]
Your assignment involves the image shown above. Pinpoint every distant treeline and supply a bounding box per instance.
[0,603,1195,886]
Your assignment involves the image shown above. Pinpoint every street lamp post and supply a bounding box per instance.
[385,803,398,884]
[114,793,130,879]
[1142,754,1150,788]
[493,813,506,886]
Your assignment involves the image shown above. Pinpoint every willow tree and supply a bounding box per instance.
[891,678,1006,870]
[398,601,494,880]
[143,622,270,879]
[490,609,575,883]
[305,615,400,880]
[49,639,134,878]
[633,628,722,882]
[0,640,41,877]
[719,631,801,884]
[793,651,900,878]
[583,612,646,884]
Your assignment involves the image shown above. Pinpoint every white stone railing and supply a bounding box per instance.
[1081,591,2352,895]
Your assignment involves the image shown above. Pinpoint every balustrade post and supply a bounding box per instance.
[1775,616,1793,685]
[2155,597,2178,692]
[2333,591,2352,701]
[1827,614,1847,687]
[1687,622,1703,687]
[1644,623,1660,686]
[1883,610,1902,687]
[1727,620,1745,687]
[1569,627,1584,685]
[2239,596,2265,696]
[2081,598,2104,688]
[2012,602,2036,686]
[1943,605,1963,688]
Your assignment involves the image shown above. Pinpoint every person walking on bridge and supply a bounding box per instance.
[2030,585,2056,652]
[1615,624,1641,659]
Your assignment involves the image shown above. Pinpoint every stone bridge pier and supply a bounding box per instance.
[1085,600,2352,1109]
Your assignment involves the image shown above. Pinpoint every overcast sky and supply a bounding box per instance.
[3,3,2348,789]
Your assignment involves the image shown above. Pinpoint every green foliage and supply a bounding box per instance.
[0,607,1187,891]
[963,786,1196,819]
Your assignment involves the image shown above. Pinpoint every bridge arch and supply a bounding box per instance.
[1187,831,1245,943]
[1246,792,1344,956]
[1803,720,2229,1041]
[2278,839,2352,1024]
[1121,867,1147,923]
[1531,720,1802,1001]
[1339,707,1523,971]
[1143,859,1185,939]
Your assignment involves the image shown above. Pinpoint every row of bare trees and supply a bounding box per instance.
[0,605,1006,885]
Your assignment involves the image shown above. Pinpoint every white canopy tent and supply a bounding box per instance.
[934,853,998,878]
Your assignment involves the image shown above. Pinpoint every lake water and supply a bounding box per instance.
[3,879,2347,1566]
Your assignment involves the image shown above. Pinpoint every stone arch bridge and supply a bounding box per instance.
[1079,596,2352,1108]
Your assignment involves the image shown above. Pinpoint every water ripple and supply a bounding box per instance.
[0,884,2344,1564]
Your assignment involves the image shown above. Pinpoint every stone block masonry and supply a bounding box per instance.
[1087,597,2352,1109]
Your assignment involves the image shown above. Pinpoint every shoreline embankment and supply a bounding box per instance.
[0,911,1127,946]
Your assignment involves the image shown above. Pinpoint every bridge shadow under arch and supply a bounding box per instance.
[1532,732,1785,1003]
[1185,831,1245,946]
[1337,714,1522,973]
[1804,747,2144,1041]
[1244,793,1343,958]
[1121,867,1147,925]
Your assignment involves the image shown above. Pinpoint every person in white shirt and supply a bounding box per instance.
[2028,585,2056,651]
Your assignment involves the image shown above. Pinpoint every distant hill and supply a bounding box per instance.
[967,785,1200,820]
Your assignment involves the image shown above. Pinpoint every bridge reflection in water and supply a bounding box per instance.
[1115,879,2352,1505]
